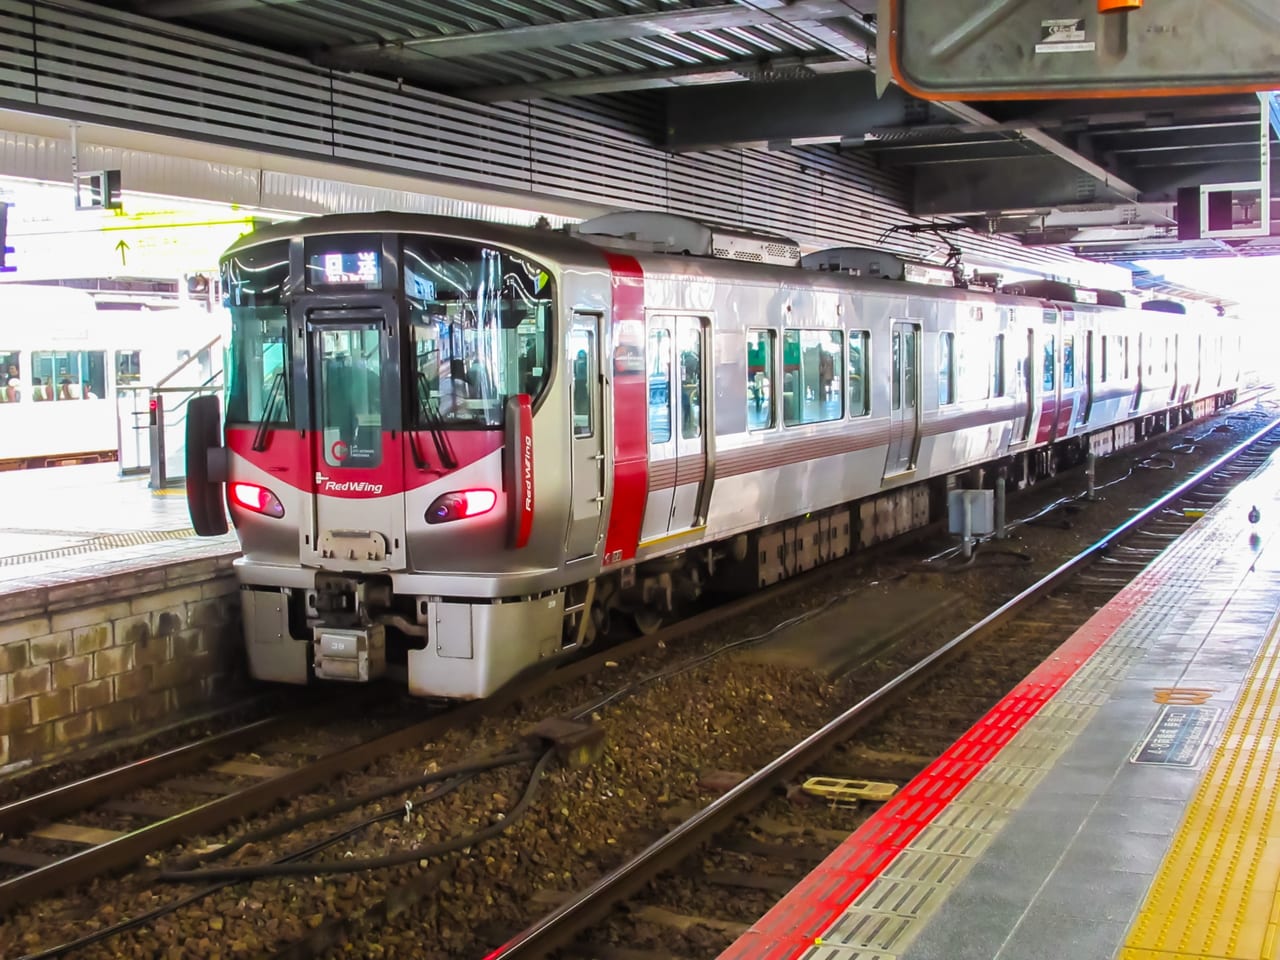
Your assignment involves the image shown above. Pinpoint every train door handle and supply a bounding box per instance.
[593,495,606,503]
[592,453,605,461]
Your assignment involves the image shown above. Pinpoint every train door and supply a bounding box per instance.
[885,321,920,477]
[1009,327,1035,446]
[566,314,605,559]
[302,304,407,571]
[669,315,710,533]
[1077,330,1094,426]
[640,317,677,541]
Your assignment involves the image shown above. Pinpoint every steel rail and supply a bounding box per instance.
[485,416,1280,959]
[0,541,858,916]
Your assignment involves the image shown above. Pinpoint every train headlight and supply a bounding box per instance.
[230,482,286,519]
[425,489,497,524]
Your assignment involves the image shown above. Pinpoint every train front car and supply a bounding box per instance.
[190,214,602,698]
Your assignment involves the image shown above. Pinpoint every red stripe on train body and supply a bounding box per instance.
[601,252,648,565]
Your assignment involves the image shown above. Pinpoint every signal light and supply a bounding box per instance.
[230,482,285,519]
[425,489,497,524]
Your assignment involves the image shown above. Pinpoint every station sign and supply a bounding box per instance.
[1,209,263,281]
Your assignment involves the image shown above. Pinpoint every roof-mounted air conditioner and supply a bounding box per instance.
[800,247,955,287]
[572,211,801,266]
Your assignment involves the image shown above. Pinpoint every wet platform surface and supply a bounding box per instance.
[722,451,1280,960]
[0,463,236,594]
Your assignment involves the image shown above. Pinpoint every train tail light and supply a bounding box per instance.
[425,489,497,524]
[230,482,286,519]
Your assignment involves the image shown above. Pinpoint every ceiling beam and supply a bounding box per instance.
[323,0,868,63]
[137,0,305,17]
[913,155,1140,216]
[466,55,865,103]
[665,70,942,151]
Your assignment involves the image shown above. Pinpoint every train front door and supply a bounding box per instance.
[566,314,605,559]
[302,305,407,571]
[885,321,920,478]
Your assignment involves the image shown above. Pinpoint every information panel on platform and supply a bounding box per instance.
[884,0,1280,100]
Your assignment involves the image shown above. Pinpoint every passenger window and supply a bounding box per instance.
[848,330,869,417]
[115,350,142,386]
[647,326,672,444]
[1101,337,1109,383]
[32,350,106,401]
[783,329,843,426]
[938,332,955,405]
[993,334,1005,397]
[1042,337,1055,391]
[1,349,19,403]
[1063,336,1075,388]
[746,329,775,431]
[569,328,593,439]
[677,318,701,440]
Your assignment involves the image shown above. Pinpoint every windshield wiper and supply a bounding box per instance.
[415,371,457,470]
[252,370,286,452]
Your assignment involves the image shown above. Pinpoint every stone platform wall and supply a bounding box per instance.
[0,551,244,770]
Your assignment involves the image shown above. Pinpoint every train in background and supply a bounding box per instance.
[185,211,1243,699]
[0,284,225,470]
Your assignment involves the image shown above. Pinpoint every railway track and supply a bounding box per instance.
[483,417,1280,960]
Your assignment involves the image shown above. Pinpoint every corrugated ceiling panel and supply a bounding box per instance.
[0,1,35,105]
[0,0,1125,287]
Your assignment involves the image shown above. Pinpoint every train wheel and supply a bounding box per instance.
[633,608,664,635]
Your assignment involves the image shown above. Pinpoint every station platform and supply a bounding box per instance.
[0,462,236,594]
[722,451,1280,960]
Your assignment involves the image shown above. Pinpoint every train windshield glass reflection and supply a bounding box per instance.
[404,239,553,430]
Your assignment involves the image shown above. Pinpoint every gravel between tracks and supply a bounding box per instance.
[4,403,1275,960]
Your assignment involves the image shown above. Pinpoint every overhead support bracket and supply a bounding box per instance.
[665,72,943,152]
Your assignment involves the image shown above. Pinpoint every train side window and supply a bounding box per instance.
[1063,336,1075,388]
[993,334,1005,397]
[938,332,955,405]
[115,350,142,386]
[1042,337,1055,391]
[677,318,701,440]
[33,350,106,400]
[746,329,775,431]
[1,349,19,403]
[569,328,594,439]
[783,329,842,426]
[848,330,869,417]
[1100,337,1109,383]
[648,325,673,444]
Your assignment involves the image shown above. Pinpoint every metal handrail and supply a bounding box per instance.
[154,334,221,389]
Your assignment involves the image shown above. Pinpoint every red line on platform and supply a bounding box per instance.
[718,576,1160,960]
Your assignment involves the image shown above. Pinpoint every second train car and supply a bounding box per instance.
[186,211,1241,698]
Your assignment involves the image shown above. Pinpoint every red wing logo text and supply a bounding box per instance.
[522,435,534,514]
[314,473,384,496]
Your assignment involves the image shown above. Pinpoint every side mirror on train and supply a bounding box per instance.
[186,394,229,537]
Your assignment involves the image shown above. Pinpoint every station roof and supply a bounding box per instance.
[80,0,1279,263]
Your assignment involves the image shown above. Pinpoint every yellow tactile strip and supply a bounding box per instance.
[1120,611,1280,960]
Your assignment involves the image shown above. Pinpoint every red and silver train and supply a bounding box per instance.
[186,211,1242,698]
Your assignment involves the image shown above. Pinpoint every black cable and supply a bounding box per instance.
[17,750,546,958]
[158,749,556,883]
[169,748,540,870]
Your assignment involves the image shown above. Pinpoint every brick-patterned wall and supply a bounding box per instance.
[0,552,245,770]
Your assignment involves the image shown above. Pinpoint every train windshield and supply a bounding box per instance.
[403,238,553,429]
[223,241,292,426]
